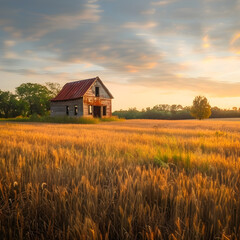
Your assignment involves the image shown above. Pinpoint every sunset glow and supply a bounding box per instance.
[0,0,240,110]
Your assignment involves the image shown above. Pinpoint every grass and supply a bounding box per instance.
[0,119,239,239]
[0,115,122,124]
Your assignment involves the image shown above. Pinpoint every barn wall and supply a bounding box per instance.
[50,98,83,117]
[102,99,112,117]
[83,100,92,117]
[83,98,112,117]
[82,79,112,117]
[84,79,112,99]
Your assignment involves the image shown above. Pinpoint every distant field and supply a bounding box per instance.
[0,120,239,240]
[208,118,240,121]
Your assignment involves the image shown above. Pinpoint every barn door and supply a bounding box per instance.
[93,106,101,118]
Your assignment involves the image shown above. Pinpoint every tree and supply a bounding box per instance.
[0,82,61,118]
[190,96,211,120]
[45,82,61,99]
[16,83,52,116]
[170,105,178,114]
[0,90,25,118]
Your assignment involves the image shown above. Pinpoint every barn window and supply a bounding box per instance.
[66,106,69,116]
[103,106,107,116]
[74,105,78,115]
[88,105,92,115]
[95,87,99,97]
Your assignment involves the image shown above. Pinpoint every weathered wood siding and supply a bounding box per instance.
[50,98,83,117]
[83,79,112,117]
[84,79,111,99]
[83,98,112,117]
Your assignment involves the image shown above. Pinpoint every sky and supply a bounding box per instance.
[0,0,240,110]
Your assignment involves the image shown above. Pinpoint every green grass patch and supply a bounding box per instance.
[0,115,124,124]
[100,116,124,122]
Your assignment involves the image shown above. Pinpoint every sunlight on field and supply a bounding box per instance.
[0,120,240,239]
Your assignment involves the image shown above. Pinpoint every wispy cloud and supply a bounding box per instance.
[151,0,177,6]
[4,40,16,47]
[0,0,102,40]
[0,0,240,104]
[130,75,240,97]
[141,9,156,15]
[230,32,240,54]
[122,21,157,29]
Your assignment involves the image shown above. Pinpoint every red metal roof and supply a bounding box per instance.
[51,78,96,102]
[51,77,113,102]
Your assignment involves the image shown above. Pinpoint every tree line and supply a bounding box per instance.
[0,83,61,118]
[1,83,239,120]
[113,98,240,120]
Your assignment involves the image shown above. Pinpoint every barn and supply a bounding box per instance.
[50,77,113,118]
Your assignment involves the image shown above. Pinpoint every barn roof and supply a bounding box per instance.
[51,77,113,102]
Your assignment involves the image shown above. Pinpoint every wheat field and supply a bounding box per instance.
[0,119,239,240]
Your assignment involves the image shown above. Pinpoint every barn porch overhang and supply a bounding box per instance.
[83,96,110,106]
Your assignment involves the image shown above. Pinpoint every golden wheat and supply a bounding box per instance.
[0,120,239,239]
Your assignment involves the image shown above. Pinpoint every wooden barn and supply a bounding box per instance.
[50,77,113,118]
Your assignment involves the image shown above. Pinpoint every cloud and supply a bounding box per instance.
[4,40,16,47]
[125,62,158,73]
[4,52,19,59]
[230,32,240,54]
[130,74,240,97]
[0,0,102,40]
[141,9,156,15]
[0,0,239,101]
[202,35,210,49]
[122,21,157,29]
[0,68,39,76]
[151,0,177,6]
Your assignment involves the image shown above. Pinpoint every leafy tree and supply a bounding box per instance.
[0,90,23,118]
[153,104,171,111]
[211,106,220,111]
[16,83,52,116]
[45,82,61,99]
[171,104,182,114]
[190,96,211,120]
[0,82,61,118]
[0,90,12,117]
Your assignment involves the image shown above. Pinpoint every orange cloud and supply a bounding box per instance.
[145,62,157,69]
[231,33,240,44]
[125,62,158,73]
[125,65,138,73]
[230,33,240,54]
[202,35,210,49]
